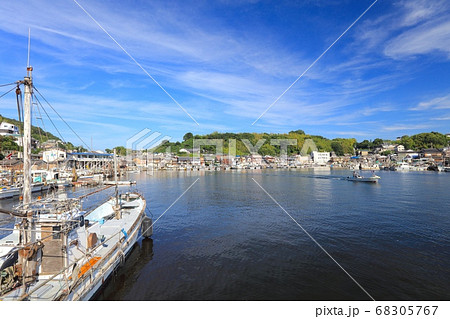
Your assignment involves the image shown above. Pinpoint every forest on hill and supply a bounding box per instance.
[0,115,85,157]
[151,130,357,156]
[148,130,449,157]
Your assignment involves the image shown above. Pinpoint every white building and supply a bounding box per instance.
[43,149,67,163]
[395,145,405,152]
[311,151,330,164]
[0,122,20,136]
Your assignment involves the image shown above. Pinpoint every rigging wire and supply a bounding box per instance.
[0,86,16,99]
[34,100,49,141]
[32,100,44,143]
[0,82,17,88]
[33,85,92,152]
[33,94,67,144]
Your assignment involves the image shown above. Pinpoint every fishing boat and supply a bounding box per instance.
[346,171,380,183]
[0,64,152,300]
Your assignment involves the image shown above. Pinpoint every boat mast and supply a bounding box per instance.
[113,149,120,218]
[23,65,34,242]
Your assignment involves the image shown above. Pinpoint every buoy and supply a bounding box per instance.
[141,216,153,238]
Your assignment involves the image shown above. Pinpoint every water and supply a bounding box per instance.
[1,170,449,300]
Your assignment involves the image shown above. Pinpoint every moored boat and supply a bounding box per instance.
[0,64,151,301]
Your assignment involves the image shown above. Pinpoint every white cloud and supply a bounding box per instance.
[384,19,450,59]
[381,124,431,131]
[411,94,450,111]
[399,0,448,27]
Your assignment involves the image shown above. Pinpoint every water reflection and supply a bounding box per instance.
[94,238,154,300]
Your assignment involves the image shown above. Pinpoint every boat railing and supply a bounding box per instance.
[16,225,127,300]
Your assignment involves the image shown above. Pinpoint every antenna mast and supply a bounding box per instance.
[27,28,31,68]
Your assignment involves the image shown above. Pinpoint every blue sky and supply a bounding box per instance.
[0,0,449,150]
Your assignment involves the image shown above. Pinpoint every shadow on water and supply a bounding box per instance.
[93,238,154,301]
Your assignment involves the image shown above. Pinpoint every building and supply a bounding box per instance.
[43,149,67,163]
[381,143,396,151]
[395,145,405,152]
[0,122,20,136]
[311,151,330,164]
[397,150,419,160]
[66,152,113,170]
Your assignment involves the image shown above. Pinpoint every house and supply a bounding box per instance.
[420,148,442,158]
[359,149,370,156]
[250,154,262,165]
[0,122,20,136]
[381,143,396,151]
[420,148,443,164]
[395,145,405,152]
[43,149,66,163]
[178,156,192,165]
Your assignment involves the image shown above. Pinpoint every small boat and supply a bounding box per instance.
[104,180,136,186]
[347,171,380,183]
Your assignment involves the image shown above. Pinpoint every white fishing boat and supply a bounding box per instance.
[346,171,380,183]
[0,64,151,300]
[0,192,148,301]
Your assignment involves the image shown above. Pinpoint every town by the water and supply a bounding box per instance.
[1,119,449,192]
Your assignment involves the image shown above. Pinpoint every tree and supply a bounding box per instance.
[289,129,305,135]
[356,140,371,150]
[331,141,344,156]
[183,132,193,141]
[105,148,112,154]
[399,135,414,150]
[372,138,383,148]
[113,146,127,156]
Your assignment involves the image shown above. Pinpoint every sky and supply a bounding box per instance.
[0,0,450,150]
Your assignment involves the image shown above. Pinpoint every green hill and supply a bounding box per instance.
[152,130,357,156]
[0,114,82,155]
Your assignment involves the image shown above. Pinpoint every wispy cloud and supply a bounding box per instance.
[1,0,449,147]
[411,94,450,111]
[381,124,432,132]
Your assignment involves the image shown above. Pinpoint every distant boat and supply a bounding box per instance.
[104,180,136,186]
[347,171,380,183]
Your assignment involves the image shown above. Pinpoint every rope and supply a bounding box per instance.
[33,85,92,152]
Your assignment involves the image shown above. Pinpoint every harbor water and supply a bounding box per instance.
[1,169,449,300]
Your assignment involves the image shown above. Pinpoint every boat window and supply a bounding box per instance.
[52,226,61,239]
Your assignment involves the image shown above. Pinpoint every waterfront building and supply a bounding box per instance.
[66,152,113,170]
[311,151,330,164]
